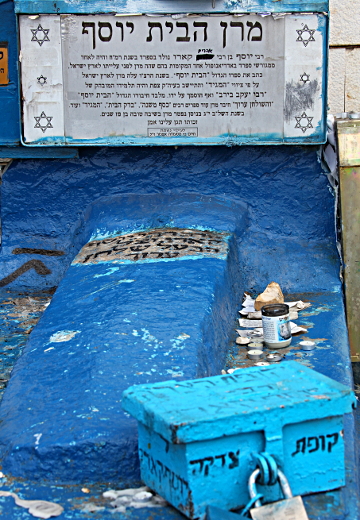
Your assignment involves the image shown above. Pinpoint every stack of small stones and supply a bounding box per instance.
[224,282,313,373]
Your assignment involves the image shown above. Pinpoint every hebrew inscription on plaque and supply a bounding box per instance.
[73,228,230,265]
[19,13,326,145]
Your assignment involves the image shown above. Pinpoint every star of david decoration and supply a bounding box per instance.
[296,25,315,47]
[300,72,310,84]
[37,75,47,85]
[31,25,50,46]
[295,112,313,133]
[34,111,53,133]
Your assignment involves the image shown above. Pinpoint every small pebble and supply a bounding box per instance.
[152,495,168,506]
[81,503,105,513]
[103,486,149,499]
[114,496,130,505]
[236,337,250,345]
[81,488,90,494]
[103,490,119,499]
[133,491,153,502]
[110,499,127,512]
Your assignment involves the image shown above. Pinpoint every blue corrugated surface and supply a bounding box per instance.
[0,0,20,145]
[0,146,79,158]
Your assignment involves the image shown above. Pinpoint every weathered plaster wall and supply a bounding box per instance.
[328,0,360,113]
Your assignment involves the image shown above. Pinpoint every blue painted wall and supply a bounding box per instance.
[0,145,338,294]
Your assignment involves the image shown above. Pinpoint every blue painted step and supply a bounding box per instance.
[0,196,247,483]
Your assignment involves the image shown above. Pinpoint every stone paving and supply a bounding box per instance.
[0,289,53,399]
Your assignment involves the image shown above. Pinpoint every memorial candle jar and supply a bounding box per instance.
[261,303,292,348]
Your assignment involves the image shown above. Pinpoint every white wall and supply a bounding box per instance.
[328,0,360,113]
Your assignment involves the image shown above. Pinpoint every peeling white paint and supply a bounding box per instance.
[166,369,184,377]
[88,279,135,296]
[34,433,42,446]
[94,267,120,278]
[49,330,80,342]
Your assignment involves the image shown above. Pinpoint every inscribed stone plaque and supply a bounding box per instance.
[19,13,327,145]
[73,228,229,265]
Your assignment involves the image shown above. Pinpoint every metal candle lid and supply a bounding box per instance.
[247,349,264,360]
[261,303,289,317]
[236,337,250,345]
[266,353,283,362]
[299,340,316,351]
[247,343,264,351]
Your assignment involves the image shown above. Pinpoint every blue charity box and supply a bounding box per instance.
[122,361,356,519]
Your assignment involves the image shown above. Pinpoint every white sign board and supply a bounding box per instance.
[19,14,326,145]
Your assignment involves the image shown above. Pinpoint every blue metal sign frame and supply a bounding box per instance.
[14,0,329,15]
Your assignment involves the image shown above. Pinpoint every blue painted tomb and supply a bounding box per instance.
[0,142,358,519]
[0,194,248,483]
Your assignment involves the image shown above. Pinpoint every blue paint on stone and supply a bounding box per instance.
[0,196,247,483]
[20,130,328,147]
[0,146,337,293]
[0,144,358,519]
